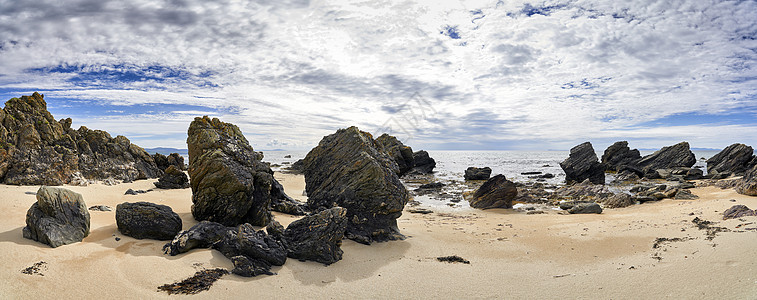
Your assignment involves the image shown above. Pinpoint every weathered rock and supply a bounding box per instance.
[469,174,518,209]
[736,164,757,196]
[568,202,602,214]
[560,142,605,185]
[552,179,614,201]
[674,189,699,200]
[601,141,641,171]
[212,223,287,276]
[269,179,307,215]
[723,205,757,220]
[23,186,90,247]
[613,170,641,183]
[707,144,755,177]
[283,207,347,265]
[163,221,229,256]
[304,126,409,244]
[376,134,414,175]
[637,142,696,174]
[229,255,275,277]
[599,193,635,209]
[409,150,436,174]
[283,159,304,174]
[154,165,190,189]
[188,116,285,227]
[153,152,186,172]
[684,168,703,180]
[464,167,492,180]
[116,202,182,240]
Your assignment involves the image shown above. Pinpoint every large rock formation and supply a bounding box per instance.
[469,174,518,209]
[464,167,492,180]
[0,93,161,185]
[375,134,415,175]
[188,116,292,226]
[154,165,190,189]
[601,141,641,171]
[560,142,605,184]
[283,207,347,265]
[23,186,90,247]
[304,126,409,244]
[153,152,186,171]
[409,150,436,174]
[707,143,755,176]
[636,142,696,173]
[116,202,182,240]
[736,164,757,196]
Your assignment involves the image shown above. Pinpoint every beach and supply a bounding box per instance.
[1,173,756,299]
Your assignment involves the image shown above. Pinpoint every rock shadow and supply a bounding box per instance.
[0,226,47,247]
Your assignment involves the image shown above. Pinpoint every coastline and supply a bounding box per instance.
[1,173,756,299]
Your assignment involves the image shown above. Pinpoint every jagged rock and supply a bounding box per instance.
[116,202,182,240]
[163,221,229,256]
[229,255,275,277]
[560,142,605,185]
[613,170,641,183]
[22,186,90,247]
[598,193,635,208]
[283,207,347,265]
[409,150,436,174]
[269,179,307,215]
[674,189,699,200]
[303,126,409,244]
[376,134,414,175]
[283,159,304,174]
[723,205,757,220]
[188,116,290,227]
[153,152,186,172]
[469,174,517,209]
[637,142,696,174]
[154,165,190,189]
[464,167,492,180]
[736,164,757,196]
[266,220,286,241]
[707,144,755,177]
[212,223,287,276]
[601,141,641,171]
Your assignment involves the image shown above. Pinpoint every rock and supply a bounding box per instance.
[560,142,605,185]
[153,153,187,172]
[736,164,757,196]
[102,177,118,186]
[633,195,658,203]
[229,255,275,277]
[188,116,281,227]
[154,165,190,189]
[529,173,555,179]
[163,221,229,256]
[568,202,602,214]
[469,174,518,209]
[212,223,287,276]
[265,220,286,241]
[521,171,542,175]
[69,172,90,186]
[723,205,757,220]
[124,188,148,195]
[303,126,409,244]
[375,134,414,175]
[22,186,90,247]
[409,150,436,174]
[283,207,348,265]
[601,141,642,171]
[116,202,182,240]
[284,159,304,174]
[637,142,696,174]
[553,179,614,201]
[88,205,112,211]
[599,193,635,209]
[613,170,640,183]
[684,168,704,180]
[464,167,492,180]
[284,155,291,158]
[707,144,755,177]
[408,208,434,214]
[417,182,445,189]
[674,189,699,200]
[269,179,307,216]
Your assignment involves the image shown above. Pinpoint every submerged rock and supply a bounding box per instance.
[707,143,755,177]
[376,134,415,176]
[560,142,605,185]
[116,202,182,240]
[469,174,518,209]
[154,165,190,189]
[284,207,348,265]
[464,167,492,181]
[23,186,90,247]
[636,142,696,173]
[601,141,641,171]
[304,126,409,244]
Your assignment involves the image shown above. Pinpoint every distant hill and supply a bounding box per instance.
[144,147,189,156]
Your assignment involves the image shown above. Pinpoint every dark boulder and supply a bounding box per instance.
[163,221,229,256]
[706,143,755,177]
[601,141,641,171]
[283,207,348,265]
[464,167,492,180]
[560,142,605,185]
[674,189,699,200]
[153,152,186,172]
[23,186,90,247]
[376,134,414,175]
[736,164,757,196]
[636,142,696,174]
[283,159,304,174]
[684,168,703,180]
[212,223,287,276]
[599,193,635,209]
[723,205,757,220]
[409,150,436,174]
[229,255,276,277]
[154,165,190,189]
[469,174,518,209]
[303,126,409,244]
[116,202,182,240]
[567,202,602,214]
[188,116,285,227]
[269,179,307,216]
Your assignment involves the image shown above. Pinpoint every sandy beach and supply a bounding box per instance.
[1,173,757,299]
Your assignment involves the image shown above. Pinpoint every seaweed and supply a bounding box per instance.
[437,255,470,264]
[157,268,229,295]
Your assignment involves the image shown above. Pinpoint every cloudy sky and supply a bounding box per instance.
[0,0,756,151]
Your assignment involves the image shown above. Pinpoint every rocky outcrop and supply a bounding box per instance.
[303,126,409,244]
[376,134,414,176]
[116,202,182,240]
[154,165,190,189]
[706,144,755,176]
[269,179,307,215]
[674,189,699,200]
[469,174,518,209]
[23,186,90,247]
[636,142,696,173]
[464,167,492,180]
[188,116,292,227]
[212,223,287,277]
[736,164,757,196]
[163,221,229,256]
[560,142,605,184]
[283,159,304,174]
[409,150,436,174]
[723,205,757,220]
[153,153,186,171]
[283,207,347,265]
[598,193,635,209]
[0,93,161,185]
[601,141,641,171]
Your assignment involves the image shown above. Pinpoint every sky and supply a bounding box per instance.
[0,0,756,151]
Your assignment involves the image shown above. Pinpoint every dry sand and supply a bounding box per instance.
[1,173,757,299]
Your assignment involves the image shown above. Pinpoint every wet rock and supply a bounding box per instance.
[707,143,755,177]
[23,186,90,247]
[736,164,757,196]
[599,193,635,209]
[154,165,190,189]
[376,134,414,175]
[163,221,229,256]
[303,126,409,244]
[116,202,182,240]
[637,142,696,174]
[409,150,436,174]
[284,207,348,265]
[674,189,699,200]
[601,141,641,171]
[560,142,605,185]
[464,167,492,180]
[188,116,280,226]
[469,174,518,209]
[212,223,287,276]
[722,205,757,220]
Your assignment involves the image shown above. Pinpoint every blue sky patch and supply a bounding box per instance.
[440,25,461,39]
